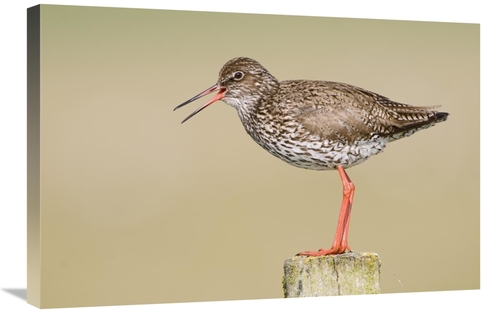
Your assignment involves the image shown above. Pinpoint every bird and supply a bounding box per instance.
[174,57,448,256]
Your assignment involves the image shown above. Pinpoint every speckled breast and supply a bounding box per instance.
[243,119,388,171]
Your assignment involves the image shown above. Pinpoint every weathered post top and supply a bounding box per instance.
[282,252,381,297]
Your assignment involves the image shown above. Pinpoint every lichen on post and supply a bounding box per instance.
[282,252,381,297]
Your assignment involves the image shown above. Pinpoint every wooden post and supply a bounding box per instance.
[282,252,381,297]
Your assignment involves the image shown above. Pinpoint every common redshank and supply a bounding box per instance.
[174,57,448,256]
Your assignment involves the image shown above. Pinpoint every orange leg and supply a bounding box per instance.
[298,166,355,256]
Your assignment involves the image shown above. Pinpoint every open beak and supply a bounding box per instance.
[174,84,226,123]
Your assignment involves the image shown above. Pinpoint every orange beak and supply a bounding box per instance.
[174,84,226,123]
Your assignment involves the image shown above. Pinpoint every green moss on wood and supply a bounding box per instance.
[283,252,381,297]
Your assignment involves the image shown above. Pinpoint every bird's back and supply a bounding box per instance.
[270,80,448,144]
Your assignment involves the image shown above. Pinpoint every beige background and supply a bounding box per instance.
[32,4,478,308]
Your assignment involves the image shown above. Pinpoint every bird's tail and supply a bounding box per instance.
[386,108,449,142]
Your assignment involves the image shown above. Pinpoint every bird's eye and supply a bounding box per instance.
[233,71,244,80]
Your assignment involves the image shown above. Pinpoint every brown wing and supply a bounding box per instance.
[278,80,447,143]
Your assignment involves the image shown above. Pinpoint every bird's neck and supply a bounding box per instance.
[236,89,284,147]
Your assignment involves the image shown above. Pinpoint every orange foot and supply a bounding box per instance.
[297,245,351,256]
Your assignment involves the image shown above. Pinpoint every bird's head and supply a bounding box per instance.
[174,57,279,123]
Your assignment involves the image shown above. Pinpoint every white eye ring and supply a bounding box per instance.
[233,71,244,80]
